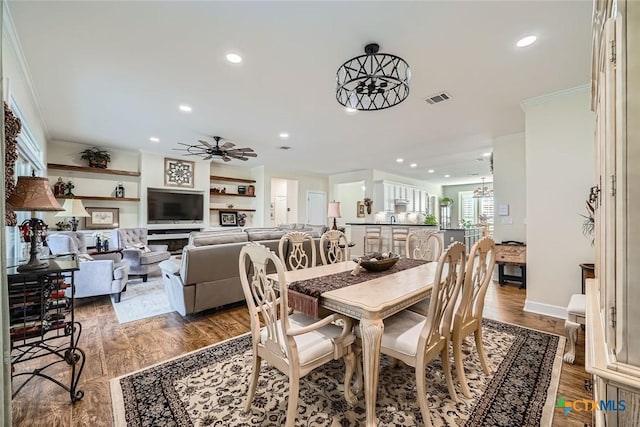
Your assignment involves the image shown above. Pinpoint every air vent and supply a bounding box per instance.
[279,146,292,150]
[425,91,452,105]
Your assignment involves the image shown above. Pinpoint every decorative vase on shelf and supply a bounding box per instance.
[115,182,125,198]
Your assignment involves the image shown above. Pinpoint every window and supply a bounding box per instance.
[458,191,494,235]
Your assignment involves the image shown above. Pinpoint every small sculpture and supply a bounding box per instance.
[221,187,226,194]
[53,177,66,196]
[115,182,125,198]
[65,180,75,196]
[351,260,363,276]
[238,213,247,227]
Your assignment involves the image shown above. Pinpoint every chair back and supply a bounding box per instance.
[319,230,348,265]
[406,230,443,261]
[111,228,149,249]
[47,232,88,254]
[455,236,496,327]
[239,242,294,360]
[278,231,316,270]
[420,242,466,346]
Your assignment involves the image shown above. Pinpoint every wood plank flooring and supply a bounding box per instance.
[10,278,591,426]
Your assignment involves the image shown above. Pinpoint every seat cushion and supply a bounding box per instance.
[260,313,344,366]
[139,251,171,265]
[567,294,586,316]
[358,309,426,358]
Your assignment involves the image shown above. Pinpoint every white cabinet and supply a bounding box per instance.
[374,180,430,213]
[586,2,640,424]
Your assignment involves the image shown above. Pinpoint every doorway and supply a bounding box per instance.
[307,191,327,225]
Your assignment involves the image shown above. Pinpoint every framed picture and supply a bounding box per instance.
[219,211,238,227]
[357,201,365,218]
[164,157,195,188]
[85,207,120,229]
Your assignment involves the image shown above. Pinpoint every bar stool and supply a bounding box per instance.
[364,226,382,254]
[391,227,410,256]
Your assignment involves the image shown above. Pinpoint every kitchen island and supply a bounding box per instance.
[346,223,480,257]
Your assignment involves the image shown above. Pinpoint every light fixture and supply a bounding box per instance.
[174,136,257,162]
[473,177,494,198]
[516,35,537,48]
[396,158,404,163]
[444,174,451,178]
[7,173,63,271]
[427,169,435,173]
[226,53,242,63]
[483,152,492,157]
[345,107,357,114]
[336,43,410,111]
[279,132,289,139]
[55,199,90,231]
[149,137,160,142]
[178,104,192,113]
[410,163,417,168]
[327,201,342,231]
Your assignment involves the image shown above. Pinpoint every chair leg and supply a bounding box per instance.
[474,328,490,375]
[453,333,471,398]
[142,274,148,282]
[441,346,458,402]
[285,373,300,427]
[416,361,433,427]
[353,344,363,395]
[112,292,121,303]
[244,355,261,412]
[343,351,358,405]
[564,320,579,364]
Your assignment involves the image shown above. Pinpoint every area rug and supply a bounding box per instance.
[110,276,173,324]
[110,319,564,426]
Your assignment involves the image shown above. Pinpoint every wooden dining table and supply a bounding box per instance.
[269,260,438,427]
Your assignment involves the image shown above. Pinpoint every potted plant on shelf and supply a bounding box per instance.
[440,197,454,206]
[80,147,111,168]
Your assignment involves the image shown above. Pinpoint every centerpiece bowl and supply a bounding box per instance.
[355,252,400,272]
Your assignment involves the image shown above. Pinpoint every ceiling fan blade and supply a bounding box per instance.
[241,152,257,157]
[220,142,235,149]
[203,155,213,160]
[198,139,212,147]
[222,156,231,162]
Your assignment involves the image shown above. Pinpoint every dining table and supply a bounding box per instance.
[269,259,438,427]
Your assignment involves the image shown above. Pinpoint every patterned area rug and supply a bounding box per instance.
[110,319,563,426]
[110,276,173,324]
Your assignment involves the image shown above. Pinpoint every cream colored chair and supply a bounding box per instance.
[451,236,496,398]
[319,230,348,265]
[278,231,316,271]
[239,242,357,427]
[364,226,382,253]
[391,226,410,256]
[406,230,444,317]
[376,242,466,426]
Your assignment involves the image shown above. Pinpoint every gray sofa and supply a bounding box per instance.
[159,225,327,316]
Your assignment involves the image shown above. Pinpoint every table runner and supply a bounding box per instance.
[288,258,428,318]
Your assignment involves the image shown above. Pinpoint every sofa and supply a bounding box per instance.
[159,225,327,316]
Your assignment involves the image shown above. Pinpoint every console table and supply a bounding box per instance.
[495,242,527,289]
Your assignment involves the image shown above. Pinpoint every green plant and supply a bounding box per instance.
[460,219,474,228]
[80,147,111,167]
[440,197,454,206]
[424,214,438,225]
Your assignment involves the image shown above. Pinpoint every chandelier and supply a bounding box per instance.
[473,177,494,198]
[336,43,410,111]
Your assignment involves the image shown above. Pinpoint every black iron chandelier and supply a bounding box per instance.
[336,43,410,111]
[174,136,257,162]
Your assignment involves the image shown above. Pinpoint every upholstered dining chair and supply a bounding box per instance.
[319,229,348,265]
[451,236,496,398]
[239,242,357,427]
[111,228,171,282]
[406,230,444,317]
[278,231,316,271]
[373,241,466,427]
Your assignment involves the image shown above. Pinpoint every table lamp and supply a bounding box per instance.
[7,173,64,271]
[327,201,341,231]
[55,198,90,231]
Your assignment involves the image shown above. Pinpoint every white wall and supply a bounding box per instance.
[335,181,366,226]
[523,86,595,317]
[493,133,526,242]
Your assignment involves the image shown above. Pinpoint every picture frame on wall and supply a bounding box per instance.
[85,207,120,229]
[164,157,195,188]
[357,201,365,218]
[219,211,238,227]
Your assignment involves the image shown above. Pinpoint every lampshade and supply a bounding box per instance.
[55,199,90,218]
[327,201,342,218]
[7,176,63,212]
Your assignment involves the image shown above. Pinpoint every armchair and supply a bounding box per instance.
[111,228,171,282]
[46,233,130,302]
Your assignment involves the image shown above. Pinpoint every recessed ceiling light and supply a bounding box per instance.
[410,163,417,168]
[178,104,192,113]
[396,158,404,163]
[427,169,435,173]
[149,137,160,143]
[516,35,537,48]
[345,107,357,114]
[226,53,242,63]
[483,152,492,157]
[444,174,451,178]
[279,132,289,139]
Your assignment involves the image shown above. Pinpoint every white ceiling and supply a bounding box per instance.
[7,1,592,186]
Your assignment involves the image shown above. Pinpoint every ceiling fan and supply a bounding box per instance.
[174,136,257,162]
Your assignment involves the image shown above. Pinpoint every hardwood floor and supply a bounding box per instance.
[10,278,591,426]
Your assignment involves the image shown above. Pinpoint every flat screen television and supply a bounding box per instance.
[147,189,204,223]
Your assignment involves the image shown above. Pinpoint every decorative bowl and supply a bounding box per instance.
[356,253,400,272]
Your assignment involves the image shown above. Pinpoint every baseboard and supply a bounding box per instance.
[523,299,567,319]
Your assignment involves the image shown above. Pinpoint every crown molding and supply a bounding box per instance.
[520,84,590,111]
[2,2,50,138]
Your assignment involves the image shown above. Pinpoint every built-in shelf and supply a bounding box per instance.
[210,208,256,212]
[56,195,140,202]
[210,192,255,198]
[48,163,140,177]
[210,175,255,184]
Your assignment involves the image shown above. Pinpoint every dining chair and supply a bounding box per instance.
[364,225,382,253]
[406,230,444,317]
[278,231,316,270]
[319,230,348,265]
[375,241,466,426]
[451,236,496,398]
[239,242,357,426]
[391,226,410,256]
